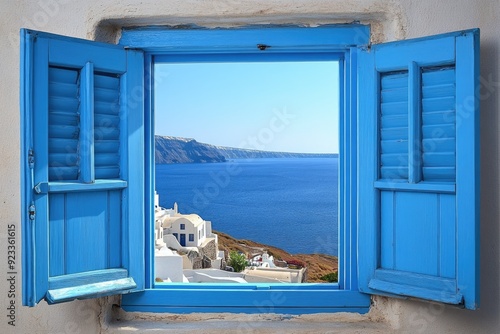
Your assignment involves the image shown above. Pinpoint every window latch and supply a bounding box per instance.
[29,203,36,221]
[257,44,270,51]
[28,149,35,169]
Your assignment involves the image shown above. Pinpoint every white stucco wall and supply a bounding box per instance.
[1,0,498,333]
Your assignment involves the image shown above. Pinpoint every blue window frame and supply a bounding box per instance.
[21,25,479,312]
[189,234,194,242]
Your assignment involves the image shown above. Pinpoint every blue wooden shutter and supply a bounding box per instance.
[21,29,145,306]
[358,30,479,309]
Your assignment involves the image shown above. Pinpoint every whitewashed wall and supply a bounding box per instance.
[0,0,498,333]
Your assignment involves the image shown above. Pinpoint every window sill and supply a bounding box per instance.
[106,306,393,334]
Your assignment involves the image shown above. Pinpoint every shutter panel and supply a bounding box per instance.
[358,30,479,309]
[21,29,145,306]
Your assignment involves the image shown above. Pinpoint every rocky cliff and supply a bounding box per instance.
[155,135,337,164]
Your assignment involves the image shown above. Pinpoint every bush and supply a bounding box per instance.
[228,251,247,272]
[284,258,306,268]
[320,272,338,283]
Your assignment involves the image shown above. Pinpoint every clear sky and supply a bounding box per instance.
[154,61,339,154]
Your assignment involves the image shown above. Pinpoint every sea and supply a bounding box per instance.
[155,158,338,256]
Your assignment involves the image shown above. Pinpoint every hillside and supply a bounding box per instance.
[155,136,226,164]
[155,135,337,164]
[215,231,338,283]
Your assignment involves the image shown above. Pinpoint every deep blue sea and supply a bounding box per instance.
[155,158,338,256]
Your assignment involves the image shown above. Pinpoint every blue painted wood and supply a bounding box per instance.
[47,277,136,304]
[439,194,456,278]
[374,180,455,193]
[357,45,379,297]
[65,191,108,274]
[48,39,126,73]
[394,192,439,275]
[21,29,145,306]
[380,191,395,270]
[21,29,35,305]
[375,36,455,71]
[455,30,480,310]
[359,29,479,309]
[80,62,95,183]
[32,33,51,305]
[120,25,370,53]
[48,268,128,289]
[121,289,370,314]
[34,179,127,193]
[369,269,461,304]
[108,191,122,268]
[49,194,65,277]
[121,49,146,292]
[371,268,456,290]
[408,61,422,183]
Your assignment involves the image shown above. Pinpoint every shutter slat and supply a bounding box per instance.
[95,101,120,115]
[95,141,120,153]
[422,68,455,85]
[95,127,120,140]
[422,110,455,125]
[95,167,121,179]
[50,82,78,97]
[49,97,79,112]
[49,167,79,181]
[49,112,79,126]
[48,138,78,152]
[423,152,455,166]
[422,124,455,138]
[49,67,78,84]
[380,140,408,154]
[95,154,120,166]
[94,74,120,89]
[381,115,408,128]
[49,125,79,139]
[422,167,456,182]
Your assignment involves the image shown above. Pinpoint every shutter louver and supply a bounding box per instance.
[48,67,80,181]
[380,72,409,180]
[421,67,456,182]
[94,73,121,179]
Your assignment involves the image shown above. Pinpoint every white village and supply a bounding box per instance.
[154,193,307,283]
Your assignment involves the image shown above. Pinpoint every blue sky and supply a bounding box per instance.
[154,61,339,154]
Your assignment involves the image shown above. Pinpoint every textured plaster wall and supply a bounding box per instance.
[0,0,498,333]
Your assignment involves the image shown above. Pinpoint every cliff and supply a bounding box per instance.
[155,135,337,164]
[155,136,226,164]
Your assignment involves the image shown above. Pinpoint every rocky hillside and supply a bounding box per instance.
[155,136,226,164]
[155,135,337,164]
[215,231,338,283]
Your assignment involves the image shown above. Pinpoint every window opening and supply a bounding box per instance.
[153,61,340,284]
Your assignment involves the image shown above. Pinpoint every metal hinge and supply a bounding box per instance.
[28,149,35,169]
[29,203,36,221]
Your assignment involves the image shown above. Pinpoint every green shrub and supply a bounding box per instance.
[228,251,247,272]
[320,272,338,283]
